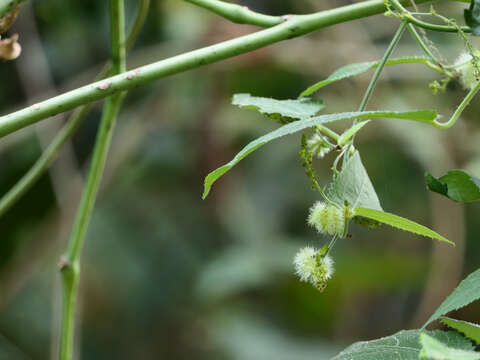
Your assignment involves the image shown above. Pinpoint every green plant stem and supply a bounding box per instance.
[184,0,283,27]
[0,0,150,219]
[317,124,340,142]
[0,0,451,139]
[433,81,480,129]
[0,0,24,18]
[407,24,438,63]
[58,0,126,359]
[358,22,407,112]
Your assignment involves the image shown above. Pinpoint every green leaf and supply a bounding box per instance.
[327,151,383,211]
[419,332,480,360]
[338,120,370,146]
[332,330,474,360]
[353,207,454,246]
[441,317,480,345]
[202,110,438,199]
[465,0,480,36]
[232,93,324,124]
[423,269,480,328]
[425,170,480,203]
[299,57,434,98]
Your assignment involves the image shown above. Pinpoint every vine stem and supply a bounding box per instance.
[0,0,150,218]
[0,0,458,139]
[58,0,126,359]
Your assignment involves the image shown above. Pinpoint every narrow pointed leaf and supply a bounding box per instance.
[299,57,434,98]
[424,269,480,328]
[353,207,454,246]
[232,93,324,123]
[332,330,474,360]
[441,317,480,345]
[419,332,480,360]
[338,120,370,146]
[202,110,437,199]
[327,151,382,211]
[426,170,480,203]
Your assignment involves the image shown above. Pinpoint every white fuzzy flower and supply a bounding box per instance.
[455,51,480,90]
[307,133,332,158]
[293,246,334,291]
[308,201,345,236]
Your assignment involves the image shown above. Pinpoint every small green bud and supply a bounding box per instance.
[293,246,334,291]
[308,201,345,236]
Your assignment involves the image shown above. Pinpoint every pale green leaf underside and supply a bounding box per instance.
[327,151,383,211]
[299,57,435,98]
[338,120,370,146]
[353,207,454,246]
[332,330,474,360]
[202,110,438,199]
[232,93,324,122]
[419,332,480,360]
[424,269,480,328]
[441,317,480,345]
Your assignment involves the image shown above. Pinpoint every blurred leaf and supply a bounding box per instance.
[232,93,324,124]
[419,332,480,360]
[299,57,432,98]
[441,317,480,345]
[424,269,480,328]
[426,170,480,203]
[353,207,453,245]
[327,151,382,210]
[202,110,438,199]
[465,0,480,36]
[332,330,474,360]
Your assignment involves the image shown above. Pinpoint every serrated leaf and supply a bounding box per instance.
[424,269,480,328]
[327,151,382,211]
[232,93,324,124]
[419,332,480,360]
[465,0,480,36]
[353,207,454,246]
[202,110,438,199]
[332,330,474,360]
[338,120,370,146]
[426,170,480,203]
[299,57,434,98]
[441,317,480,345]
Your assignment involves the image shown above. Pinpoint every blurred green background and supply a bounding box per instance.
[0,0,479,358]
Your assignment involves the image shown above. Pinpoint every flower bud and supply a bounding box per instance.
[455,51,480,90]
[293,246,334,291]
[307,133,332,159]
[308,201,345,236]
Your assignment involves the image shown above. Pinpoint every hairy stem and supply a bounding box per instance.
[58,0,126,359]
[0,0,150,218]
[0,0,450,138]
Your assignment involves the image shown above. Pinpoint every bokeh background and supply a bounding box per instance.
[0,0,479,358]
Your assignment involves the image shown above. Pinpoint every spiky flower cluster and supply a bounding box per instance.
[306,133,332,159]
[455,51,480,90]
[308,201,345,236]
[293,246,334,291]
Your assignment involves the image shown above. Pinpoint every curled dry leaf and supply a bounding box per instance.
[0,33,21,60]
[0,6,20,34]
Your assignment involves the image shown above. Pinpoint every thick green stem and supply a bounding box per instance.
[0,0,444,138]
[184,0,283,27]
[433,81,480,129]
[0,0,150,218]
[58,0,126,359]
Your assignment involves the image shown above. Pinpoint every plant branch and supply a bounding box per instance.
[58,0,126,358]
[0,0,150,218]
[0,0,452,139]
[0,0,24,18]
[184,0,283,27]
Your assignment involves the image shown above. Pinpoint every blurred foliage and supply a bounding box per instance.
[0,0,479,359]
